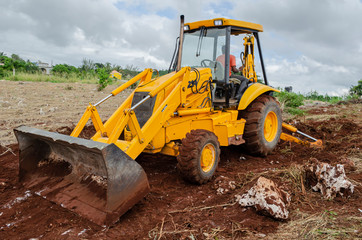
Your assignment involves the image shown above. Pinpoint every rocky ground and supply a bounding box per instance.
[0,80,361,239]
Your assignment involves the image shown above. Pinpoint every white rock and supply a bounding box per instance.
[255,233,266,238]
[3,191,32,209]
[235,177,290,220]
[61,229,72,235]
[305,160,354,199]
[214,176,236,195]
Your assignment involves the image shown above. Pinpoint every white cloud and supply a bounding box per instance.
[266,55,358,95]
[0,0,361,95]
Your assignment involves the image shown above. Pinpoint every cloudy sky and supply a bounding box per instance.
[1,0,361,95]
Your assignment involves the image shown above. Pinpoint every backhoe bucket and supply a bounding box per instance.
[14,126,150,226]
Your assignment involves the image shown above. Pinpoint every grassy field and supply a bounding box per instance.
[4,72,99,84]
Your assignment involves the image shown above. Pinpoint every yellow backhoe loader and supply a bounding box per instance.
[14,16,322,225]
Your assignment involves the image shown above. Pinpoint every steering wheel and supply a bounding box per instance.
[200,59,215,67]
[200,59,225,81]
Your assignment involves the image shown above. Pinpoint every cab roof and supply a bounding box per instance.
[184,18,263,34]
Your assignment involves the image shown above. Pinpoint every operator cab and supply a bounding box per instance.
[171,18,268,108]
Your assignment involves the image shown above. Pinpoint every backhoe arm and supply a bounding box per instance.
[280,122,323,148]
[242,35,257,82]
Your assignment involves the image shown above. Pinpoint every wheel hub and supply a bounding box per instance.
[201,143,216,173]
[264,111,278,142]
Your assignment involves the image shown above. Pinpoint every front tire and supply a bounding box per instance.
[239,94,282,156]
[177,130,220,184]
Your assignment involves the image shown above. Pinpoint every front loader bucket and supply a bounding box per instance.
[14,126,150,226]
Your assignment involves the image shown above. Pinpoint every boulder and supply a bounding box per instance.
[235,177,291,220]
[305,159,354,199]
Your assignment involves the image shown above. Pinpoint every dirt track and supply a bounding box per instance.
[0,80,361,239]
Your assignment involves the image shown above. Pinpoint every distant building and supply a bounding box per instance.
[36,62,53,74]
[285,86,293,92]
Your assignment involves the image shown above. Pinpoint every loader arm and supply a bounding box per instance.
[82,67,192,160]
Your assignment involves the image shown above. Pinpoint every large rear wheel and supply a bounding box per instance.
[177,129,220,184]
[239,94,282,156]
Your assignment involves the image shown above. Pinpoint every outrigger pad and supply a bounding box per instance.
[14,126,150,226]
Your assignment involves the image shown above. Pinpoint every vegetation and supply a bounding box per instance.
[1,52,361,101]
[96,67,112,91]
[0,53,148,89]
[275,79,361,116]
[304,90,344,104]
[0,53,39,78]
[275,91,306,116]
[349,79,362,98]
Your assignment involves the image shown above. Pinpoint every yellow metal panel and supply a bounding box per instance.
[214,119,245,146]
[165,120,191,141]
[237,83,280,110]
[208,111,236,124]
[213,125,229,146]
[185,18,263,32]
[126,81,183,159]
[225,120,246,137]
[191,119,214,132]
[159,142,179,156]
[149,128,166,149]
[149,67,189,97]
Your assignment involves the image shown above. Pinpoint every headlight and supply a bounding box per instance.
[214,20,223,26]
[184,25,190,31]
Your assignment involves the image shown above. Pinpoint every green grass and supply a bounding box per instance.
[285,107,306,116]
[4,72,99,84]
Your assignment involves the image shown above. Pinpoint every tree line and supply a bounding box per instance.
[0,52,171,90]
[0,52,360,95]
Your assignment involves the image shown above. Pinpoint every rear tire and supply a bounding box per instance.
[239,94,282,156]
[177,130,220,184]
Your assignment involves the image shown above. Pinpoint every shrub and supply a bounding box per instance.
[305,90,343,103]
[97,67,112,91]
[275,91,304,108]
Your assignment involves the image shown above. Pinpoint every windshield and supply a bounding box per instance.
[181,28,227,81]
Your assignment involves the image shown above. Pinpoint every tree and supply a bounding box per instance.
[52,64,70,74]
[349,80,362,97]
[80,58,95,72]
[11,54,23,61]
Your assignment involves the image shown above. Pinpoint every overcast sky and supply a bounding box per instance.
[1,0,361,95]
